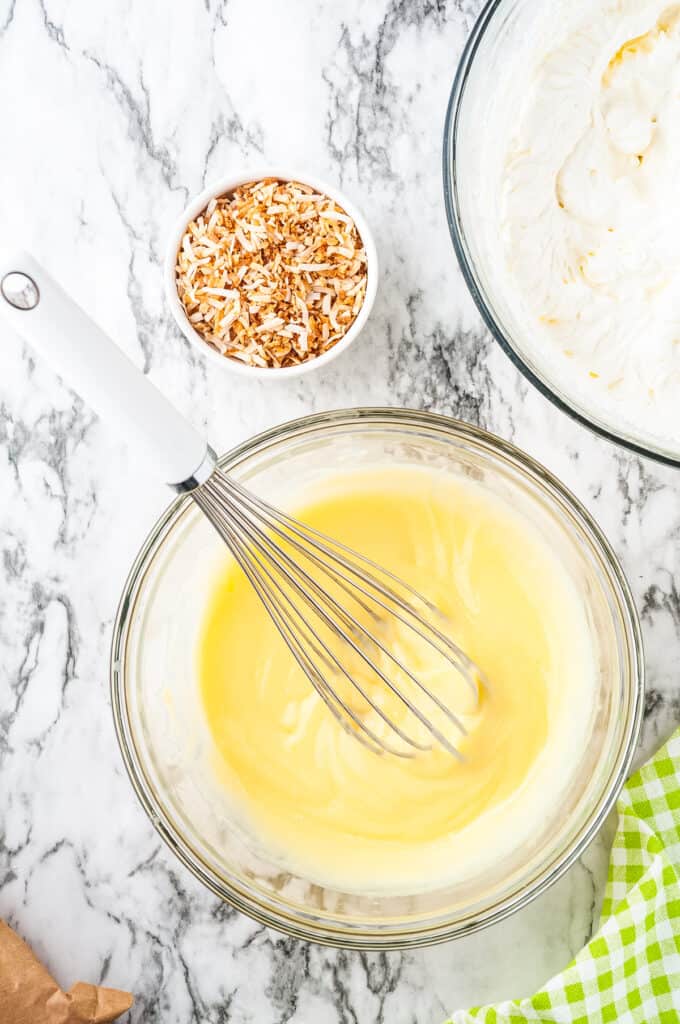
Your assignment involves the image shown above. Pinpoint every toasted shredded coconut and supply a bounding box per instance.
[175,178,368,368]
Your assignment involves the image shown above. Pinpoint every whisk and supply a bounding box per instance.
[0,251,484,758]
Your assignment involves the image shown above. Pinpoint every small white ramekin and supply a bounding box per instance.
[164,171,378,379]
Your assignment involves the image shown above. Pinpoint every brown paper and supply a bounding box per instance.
[0,920,133,1022]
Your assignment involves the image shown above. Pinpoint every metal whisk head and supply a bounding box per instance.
[193,467,486,758]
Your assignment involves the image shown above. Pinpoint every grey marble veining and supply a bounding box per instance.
[0,1,678,1021]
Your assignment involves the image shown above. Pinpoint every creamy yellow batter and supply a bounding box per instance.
[199,468,595,891]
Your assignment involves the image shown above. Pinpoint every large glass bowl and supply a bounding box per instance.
[443,0,680,466]
[111,409,643,948]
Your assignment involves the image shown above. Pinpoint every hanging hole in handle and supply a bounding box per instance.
[1,272,40,311]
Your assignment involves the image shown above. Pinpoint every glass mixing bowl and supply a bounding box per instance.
[111,409,643,948]
[443,0,680,466]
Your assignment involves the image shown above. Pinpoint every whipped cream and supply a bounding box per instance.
[483,1,680,452]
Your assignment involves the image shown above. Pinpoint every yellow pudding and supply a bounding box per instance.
[199,468,595,892]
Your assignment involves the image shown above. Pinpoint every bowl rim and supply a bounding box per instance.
[110,407,644,949]
[163,170,379,380]
[442,0,680,468]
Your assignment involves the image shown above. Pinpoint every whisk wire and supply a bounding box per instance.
[195,468,484,758]
[214,474,482,695]
[206,482,465,755]
[195,486,409,756]
[215,479,473,737]
[199,483,435,753]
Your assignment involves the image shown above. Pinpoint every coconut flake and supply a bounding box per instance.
[175,178,368,368]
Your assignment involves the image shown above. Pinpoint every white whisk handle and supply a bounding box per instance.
[0,249,211,490]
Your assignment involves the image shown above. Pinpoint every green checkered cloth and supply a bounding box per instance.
[451,728,680,1024]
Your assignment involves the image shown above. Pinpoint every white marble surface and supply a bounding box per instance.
[0,1,678,1021]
